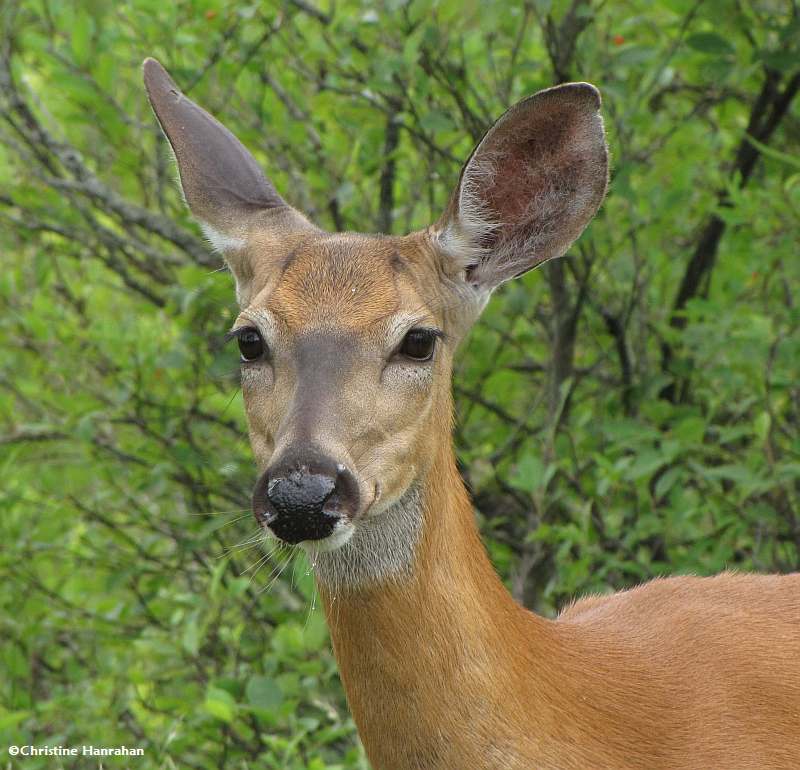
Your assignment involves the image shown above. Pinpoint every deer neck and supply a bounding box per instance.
[315,443,559,769]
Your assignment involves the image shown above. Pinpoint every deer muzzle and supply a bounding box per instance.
[252,448,360,544]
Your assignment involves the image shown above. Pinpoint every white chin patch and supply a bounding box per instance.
[300,519,355,553]
[304,486,423,590]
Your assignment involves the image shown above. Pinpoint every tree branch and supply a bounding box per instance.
[660,68,800,402]
[377,110,401,233]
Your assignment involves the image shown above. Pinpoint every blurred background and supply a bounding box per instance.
[1,0,798,767]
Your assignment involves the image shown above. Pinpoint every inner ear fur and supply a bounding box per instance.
[435,82,608,290]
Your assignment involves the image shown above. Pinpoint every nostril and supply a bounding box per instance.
[326,463,360,517]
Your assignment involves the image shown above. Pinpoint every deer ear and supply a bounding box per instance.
[434,82,608,291]
[142,58,311,297]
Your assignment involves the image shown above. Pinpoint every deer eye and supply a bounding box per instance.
[237,328,265,362]
[399,328,438,362]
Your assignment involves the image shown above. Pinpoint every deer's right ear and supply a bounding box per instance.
[142,58,312,303]
[432,82,608,294]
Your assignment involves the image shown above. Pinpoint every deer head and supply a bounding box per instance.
[143,58,607,588]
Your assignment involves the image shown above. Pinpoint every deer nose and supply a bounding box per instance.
[253,452,360,544]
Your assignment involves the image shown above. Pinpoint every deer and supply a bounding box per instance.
[142,58,800,770]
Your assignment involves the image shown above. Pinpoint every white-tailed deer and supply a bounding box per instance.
[143,58,800,769]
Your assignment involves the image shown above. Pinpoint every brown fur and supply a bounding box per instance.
[324,441,800,769]
[142,59,800,769]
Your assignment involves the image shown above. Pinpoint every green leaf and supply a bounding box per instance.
[70,14,93,65]
[204,686,237,723]
[624,450,668,482]
[0,708,30,731]
[743,134,800,170]
[509,454,555,493]
[419,110,455,134]
[753,411,771,442]
[672,416,706,445]
[272,623,305,657]
[181,613,202,656]
[246,675,284,712]
[685,33,735,56]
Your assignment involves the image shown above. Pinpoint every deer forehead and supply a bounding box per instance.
[243,230,443,334]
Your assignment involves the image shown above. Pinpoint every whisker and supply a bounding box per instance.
[216,528,267,557]
[356,455,382,476]
[240,540,283,576]
[351,443,376,467]
[205,512,256,530]
[219,386,242,420]
[259,550,295,595]
[291,548,302,591]
[188,508,251,517]
[304,579,319,631]
[241,551,272,578]
[245,544,286,587]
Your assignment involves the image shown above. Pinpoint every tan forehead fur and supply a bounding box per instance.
[244,228,450,332]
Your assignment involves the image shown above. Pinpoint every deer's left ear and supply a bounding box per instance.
[433,83,608,291]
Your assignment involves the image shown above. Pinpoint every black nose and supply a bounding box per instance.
[252,450,359,544]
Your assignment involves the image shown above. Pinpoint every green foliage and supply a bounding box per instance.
[1,0,798,767]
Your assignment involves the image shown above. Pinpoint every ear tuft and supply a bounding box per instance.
[199,222,247,254]
[435,82,608,291]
